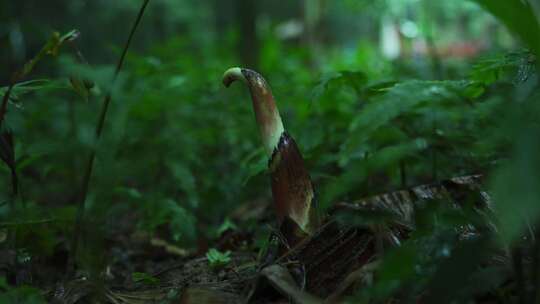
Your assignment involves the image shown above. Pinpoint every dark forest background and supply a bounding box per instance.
[0,0,539,302]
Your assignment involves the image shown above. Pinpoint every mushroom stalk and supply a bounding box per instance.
[223,67,318,244]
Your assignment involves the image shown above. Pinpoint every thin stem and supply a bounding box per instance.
[421,0,443,80]
[10,167,18,198]
[425,30,443,80]
[0,91,18,206]
[0,218,59,227]
[431,119,438,182]
[0,129,18,206]
[399,160,407,189]
[534,226,540,303]
[69,0,150,272]
[363,152,370,196]
[0,85,14,123]
[513,247,526,304]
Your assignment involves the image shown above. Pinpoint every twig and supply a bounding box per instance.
[0,218,60,227]
[69,0,151,272]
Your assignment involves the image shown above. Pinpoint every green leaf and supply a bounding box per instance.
[471,0,540,57]
[166,200,197,244]
[341,80,478,166]
[471,51,536,85]
[69,77,90,102]
[0,285,46,304]
[322,140,424,209]
[423,238,492,303]
[15,30,79,80]
[216,218,237,236]
[490,132,540,244]
[240,148,267,185]
[0,276,9,290]
[0,80,68,104]
[311,70,368,100]
[132,272,160,286]
[136,198,197,246]
[206,248,231,270]
[367,243,418,300]
[169,162,199,208]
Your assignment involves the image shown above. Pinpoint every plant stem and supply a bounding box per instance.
[431,119,438,182]
[69,0,150,272]
[0,85,14,124]
[399,160,407,189]
[512,247,526,304]
[11,167,18,198]
[0,218,59,227]
[364,152,371,196]
[534,227,540,304]
[421,0,443,80]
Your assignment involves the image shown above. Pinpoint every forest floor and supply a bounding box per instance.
[3,174,506,303]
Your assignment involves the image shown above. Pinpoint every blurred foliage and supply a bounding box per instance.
[0,0,539,302]
[0,276,46,304]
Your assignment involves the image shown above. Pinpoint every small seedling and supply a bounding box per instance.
[206,248,231,270]
[132,272,160,286]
